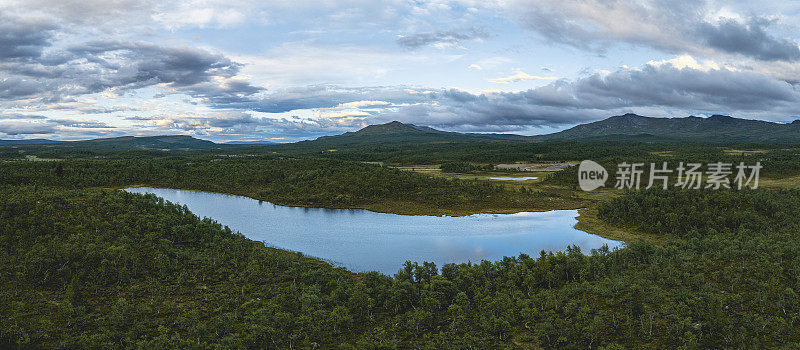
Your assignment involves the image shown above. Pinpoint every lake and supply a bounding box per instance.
[124,187,623,274]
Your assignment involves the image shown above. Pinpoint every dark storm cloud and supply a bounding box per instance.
[205,113,262,128]
[473,60,797,120]
[696,18,800,62]
[514,8,603,51]
[566,63,800,112]
[1,33,263,104]
[439,63,799,126]
[211,85,431,113]
[52,119,113,128]
[396,27,489,49]
[0,115,113,136]
[0,121,57,135]
[0,77,47,99]
[208,88,342,112]
[0,13,57,59]
[510,0,705,53]
[229,61,800,132]
[189,79,265,106]
[64,41,257,91]
[0,113,48,120]
[375,87,605,129]
[123,115,155,121]
[132,112,363,139]
[219,84,595,129]
[509,1,800,63]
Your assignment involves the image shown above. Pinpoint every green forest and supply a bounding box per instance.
[0,156,580,215]
[3,142,800,348]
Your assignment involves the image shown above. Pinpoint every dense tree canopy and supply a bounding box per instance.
[0,156,579,214]
[4,185,800,348]
[3,144,800,348]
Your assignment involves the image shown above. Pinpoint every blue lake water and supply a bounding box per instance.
[124,187,623,274]
[488,176,539,181]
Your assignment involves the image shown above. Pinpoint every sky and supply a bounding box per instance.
[2,0,800,142]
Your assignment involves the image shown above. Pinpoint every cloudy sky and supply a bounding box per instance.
[2,0,800,141]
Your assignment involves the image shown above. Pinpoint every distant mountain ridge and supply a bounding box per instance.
[65,135,219,150]
[350,121,443,135]
[534,113,800,142]
[0,139,60,145]
[299,120,493,147]
[0,135,222,152]
[304,115,800,145]
[0,136,282,148]
[4,115,800,151]
[222,140,278,145]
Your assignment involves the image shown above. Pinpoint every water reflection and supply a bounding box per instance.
[124,187,623,274]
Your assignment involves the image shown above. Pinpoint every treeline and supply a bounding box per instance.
[4,185,800,347]
[7,140,800,177]
[261,141,662,164]
[598,188,798,237]
[543,150,796,189]
[0,156,575,213]
[259,140,800,167]
[439,162,494,173]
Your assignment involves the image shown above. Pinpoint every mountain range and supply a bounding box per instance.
[0,135,220,152]
[222,140,278,145]
[0,139,61,145]
[294,114,800,145]
[3,114,800,151]
[534,114,800,142]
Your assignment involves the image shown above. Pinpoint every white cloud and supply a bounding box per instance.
[153,6,246,29]
[312,110,372,128]
[233,43,432,86]
[334,100,391,109]
[645,55,734,72]
[474,56,512,69]
[487,70,557,83]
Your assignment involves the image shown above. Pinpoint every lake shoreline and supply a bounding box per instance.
[109,184,633,243]
[122,187,624,274]
[108,184,586,217]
